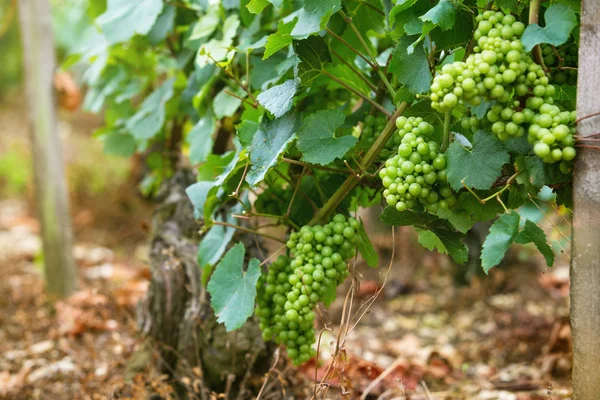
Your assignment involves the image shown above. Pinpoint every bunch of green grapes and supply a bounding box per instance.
[528,104,577,172]
[379,116,456,214]
[429,9,576,167]
[542,43,578,86]
[254,186,292,215]
[256,214,358,365]
[362,114,399,153]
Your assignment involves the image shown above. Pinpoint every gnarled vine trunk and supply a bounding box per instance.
[137,170,271,397]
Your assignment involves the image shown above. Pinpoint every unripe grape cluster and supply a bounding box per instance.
[359,115,399,159]
[255,215,358,365]
[254,186,292,215]
[379,116,456,214]
[542,42,578,86]
[430,10,576,168]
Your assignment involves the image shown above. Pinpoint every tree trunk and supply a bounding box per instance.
[571,1,600,398]
[137,170,272,398]
[18,0,77,299]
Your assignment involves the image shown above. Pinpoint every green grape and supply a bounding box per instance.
[256,215,360,365]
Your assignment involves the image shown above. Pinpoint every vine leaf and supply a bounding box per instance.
[97,0,164,44]
[293,36,332,85]
[125,78,175,140]
[419,0,456,31]
[189,5,220,40]
[214,86,246,119]
[446,131,510,191]
[246,113,299,186]
[187,113,216,165]
[389,0,418,25]
[481,211,520,273]
[379,207,468,264]
[197,14,240,66]
[283,0,341,39]
[357,222,378,268]
[435,208,475,234]
[389,36,432,94]
[207,243,261,332]
[247,0,271,14]
[458,192,504,221]
[148,5,176,44]
[521,4,577,51]
[515,220,555,267]
[102,130,136,157]
[264,19,296,60]
[416,229,467,264]
[257,79,299,118]
[297,109,357,165]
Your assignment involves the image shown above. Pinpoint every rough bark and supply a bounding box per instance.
[137,170,271,397]
[18,0,77,298]
[571,1,600,398]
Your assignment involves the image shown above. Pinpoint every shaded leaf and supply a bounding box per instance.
[187,113,215,164]
[516,219,555,267]
[419,0,456,31]
[294,35,332,85]
[97,0,164,44]
[297,109,356,165]
[257,79,299,118]
[357,222,378,267]
[126,78,175,140]
[389,36,432,94]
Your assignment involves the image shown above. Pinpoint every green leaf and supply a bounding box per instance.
[458,192,504,221]
[446,131,510,191]
[97,0,164,44]
[246,0,270,13]
[215,87,246,119]
[197,204,243,270]
[389,0,418,25]
[189,5,220,40]
[389,36,432,94]
[246,113,299,186]
[416,229,468,264]
[293,35,332,85]
[284,0,341,39]
[430,7,473,51]
[419,0,456,30]
[263,20,295,59]
[207,243,261,331]
[187,113,215,164]
[297,109,357,165]
[521,4,577,51]
[196,14,241,65]
[379,207,468,264]
[357,222,378,267]
[481,211,520,273]
[102,130,136,157]
[257,79,299,118]
[435,208,475,234]
[125,78,175,140]
[516,219,555,267]
[523,156,571,188]
[147,5,176,44]
[186,181,217,217]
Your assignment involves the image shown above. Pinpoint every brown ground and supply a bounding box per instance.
[0,101,574,399]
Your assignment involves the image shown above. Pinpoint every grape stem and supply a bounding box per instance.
[325,28,376,69]
[211,220,287,244]
[322,70,392,116]
[332,50,378,92]
[308,102,410,225]
[282,157,355,175]
[528,0,548,72]
[461,170,522,204]
[442,111,451,152]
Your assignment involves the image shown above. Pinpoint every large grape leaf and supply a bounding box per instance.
[389,36,432,94]
[481,211,520,273]
[379,207,468,264]
[96,0,164,44]
[419,0,456,31]
[297,109,356,165]
[293,36,332,85]
[125,78,175,140]
[207,243,261,332]
[246,113,299,186]
[257,79,299,118]
[521,4,577,51]
[283,0,341,39]
[515,220,555,267]
[446,131,510,192]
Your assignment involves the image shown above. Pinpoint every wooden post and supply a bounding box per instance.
[571,0,600,398]
[18,0,77,298]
